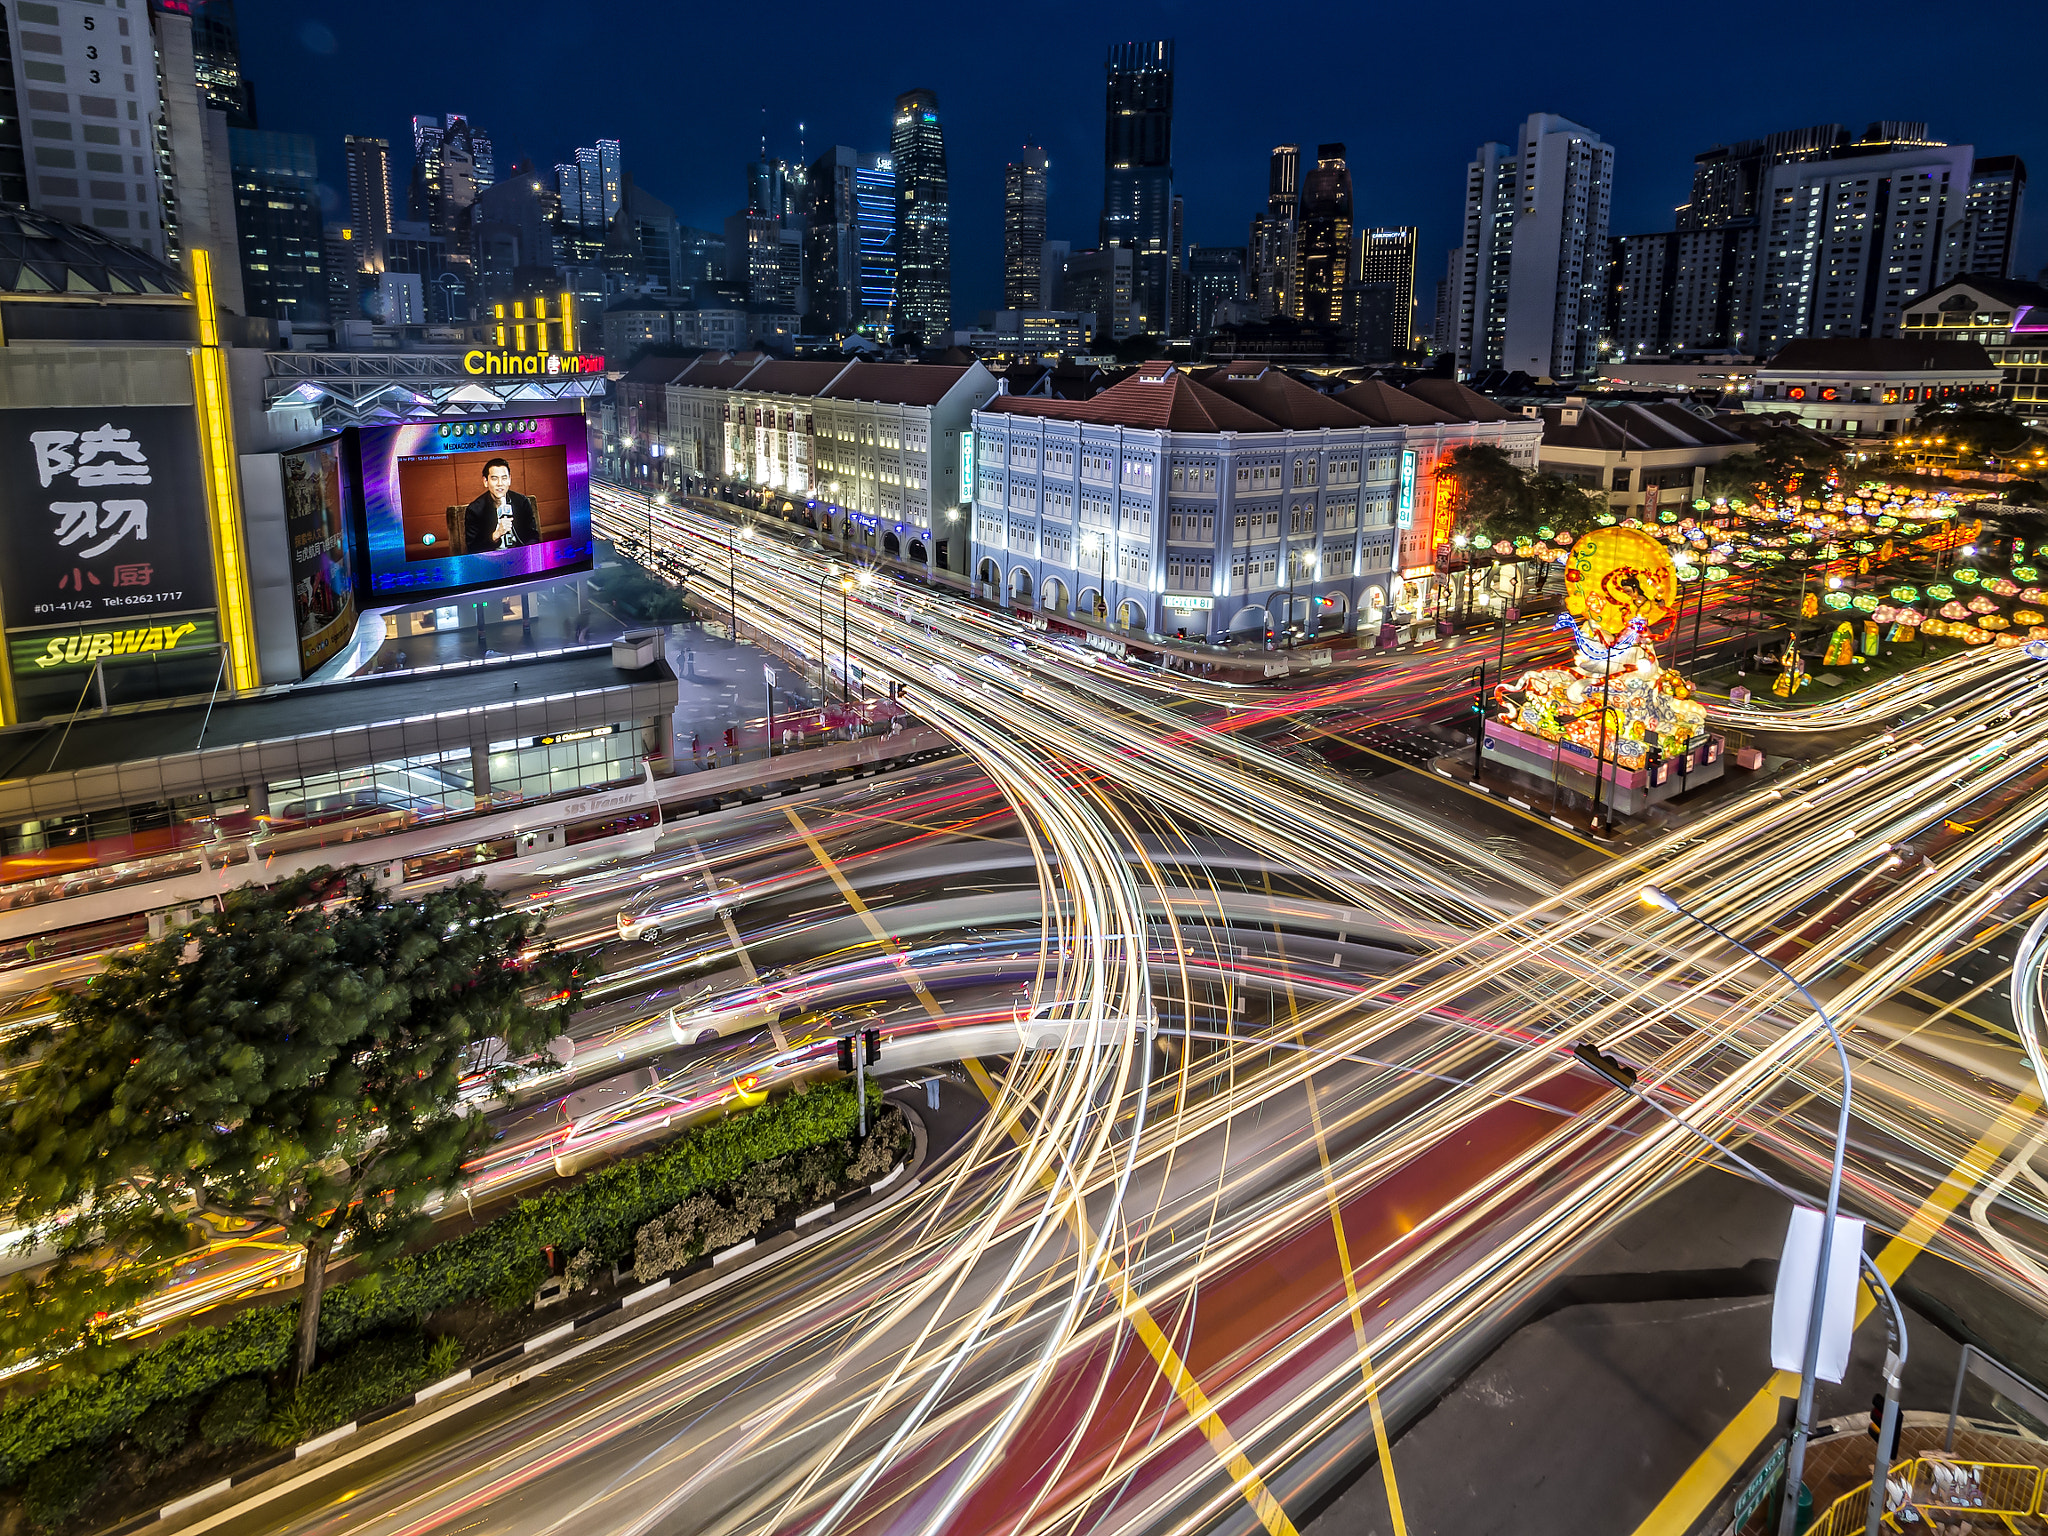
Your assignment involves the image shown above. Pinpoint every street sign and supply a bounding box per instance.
[1725,1438,1788,1535]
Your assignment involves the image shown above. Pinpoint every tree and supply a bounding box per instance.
[1709,425,1844,503]
[0,871,581,1380]
[1440,443,1533,543]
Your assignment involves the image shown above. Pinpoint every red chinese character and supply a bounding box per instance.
[111,562,153,588]
[58,568,102,591]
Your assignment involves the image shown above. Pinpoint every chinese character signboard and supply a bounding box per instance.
[280,437,357,678]
[0,406,213,632]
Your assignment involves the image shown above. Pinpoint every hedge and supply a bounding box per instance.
[0,1077,869,1484]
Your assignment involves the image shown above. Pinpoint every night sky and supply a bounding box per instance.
[246,0,2048,329]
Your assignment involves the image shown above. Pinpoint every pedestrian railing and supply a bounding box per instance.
[1804,1456,2047,1533]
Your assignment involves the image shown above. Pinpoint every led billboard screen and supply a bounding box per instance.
[352,415,590,602]
[281,437,356,677]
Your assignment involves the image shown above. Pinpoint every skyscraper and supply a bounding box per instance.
[856,155,898,337]
[555,164,583,226]
[1354,225,1419,359]
[1453,112,1613,378]
[410,114,492,275]
[1100,41,1175,336]
[1185,246,1247,335]
[344,136,394,242]
[1296,144,1352,331]
[229,129,326,325]
[191,0,255,126]
[892,89,951,342]
[1249,144,1299,321]
[808,145,898,338]
[1951,156,2027,280]
[1004,146,1049,310]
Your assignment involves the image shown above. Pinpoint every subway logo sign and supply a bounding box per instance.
[13,614,218,671]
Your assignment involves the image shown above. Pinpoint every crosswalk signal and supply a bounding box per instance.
[836,1034,856,1074]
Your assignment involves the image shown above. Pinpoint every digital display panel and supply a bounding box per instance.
[352,414,590,601]
[281,437,356,677]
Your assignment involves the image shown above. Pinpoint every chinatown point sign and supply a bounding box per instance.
[462,351,606,377]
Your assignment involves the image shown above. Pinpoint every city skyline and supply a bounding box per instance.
[241,0,2046,330]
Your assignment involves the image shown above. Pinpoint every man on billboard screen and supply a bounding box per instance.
[463,457,542,552]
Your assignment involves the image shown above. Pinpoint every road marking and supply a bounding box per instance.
[960,1035,1301,1536]
[716,907,787,1052]
[1626,1088,2041,1536]
[782,806,947,1022]
[1267,873,1409,1536]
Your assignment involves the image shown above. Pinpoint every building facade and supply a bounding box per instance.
[1249,143,1299,322]
[228,129,325,326]
[1003,146,1047,311]
[968,363,1540,643]
[1742,337,2003,435]
[1454,113,1613,379]
[1185,245,1247,337]
[891,89,950,343]
[1900,275,2048,416]
[344,135,393,246]
[1100,41,1175,337]
[1536,399,1752,514]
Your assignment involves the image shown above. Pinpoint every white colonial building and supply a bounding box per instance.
[969,362,1539,642]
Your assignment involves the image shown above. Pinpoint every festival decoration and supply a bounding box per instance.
[1822,622,1856,668]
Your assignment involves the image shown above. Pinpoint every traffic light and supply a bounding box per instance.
[863,1026,881,1065]
[1573,1038,1639,1089]
[835,1035,856,1074]
[1867,1393,1885,1442]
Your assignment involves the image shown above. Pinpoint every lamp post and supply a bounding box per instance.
[1635,883,1855,1536]
[728,520,753,642]
[839,574,856,704]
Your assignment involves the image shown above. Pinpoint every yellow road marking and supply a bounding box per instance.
[783,807,947,1022]
[1267,872,1408,1536]
[960,1028,1300,1535]
[1627,1089,2041,1536]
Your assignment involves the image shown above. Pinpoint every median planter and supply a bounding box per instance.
[0,1077,894,1530]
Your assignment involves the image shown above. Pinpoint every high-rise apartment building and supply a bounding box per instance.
[1004,146,1048,310]
[344,136,394,242]
[229,129,325,325]
[1296,145,1352,331]
[1249,144,1299,320]
[892,88,951,342]
[1453,112,1613,378]
[1951,156,2026,280]
[1100,41,1175,336]
[1354,225,1419,359]
[1603,231,1678,357]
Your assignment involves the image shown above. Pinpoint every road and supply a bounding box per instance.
[100,486,2048,1534]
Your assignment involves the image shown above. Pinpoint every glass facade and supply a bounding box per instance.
[486,723,643,805]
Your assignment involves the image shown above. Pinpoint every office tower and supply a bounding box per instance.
[474,170,564,306]
[2,3,183,260]
[345,136,394,242]
[1100,41,1175,335]
[574,146,600,224]
[229,130,326,325]
[1185,245,1247,335]
[614,174,677,296]
[1061,246,1135,338]
[554,164,582,226]
[749,156,795,222]
[409,114,490,274]
[191,0,254,126]
[593,139,620,225]
[1353,225,1419,359]
[1038,239,1069,310]
[1951,156,2026,279]
[892,88,951,342]
[1296,145,1352,331]
[807,146,896,336]
[1453,112,1613,378]
[1432,259,1454,353]
[855,155,897,336]
[1249,143,1299,320]
[1004,146,1048,310]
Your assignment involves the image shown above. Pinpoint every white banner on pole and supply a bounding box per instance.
[1771,1206,1865,1383]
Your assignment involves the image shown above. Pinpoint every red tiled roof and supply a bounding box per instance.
[673,354,767,390]
[737,360,850,396]
[1333,379,1461,425]
[617,352,701,385]
[984,367,1277,432]
[1202,368,1369,429]
[1404,378,1517,422]
[819,361,983,406]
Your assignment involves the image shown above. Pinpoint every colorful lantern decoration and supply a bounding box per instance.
[1822,622,1856,667]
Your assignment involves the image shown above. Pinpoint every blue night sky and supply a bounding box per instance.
[249,0,2048,328]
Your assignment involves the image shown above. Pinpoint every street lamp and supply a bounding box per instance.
[839,574,856,704]
[728,520,754,641]
[1636,883,1855,1536]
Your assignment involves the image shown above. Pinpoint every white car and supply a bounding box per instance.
[616,874,739,943]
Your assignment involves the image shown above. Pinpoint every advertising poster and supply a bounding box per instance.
[0,405,214,632]
[281,438,357,677]
[352,414,591,602]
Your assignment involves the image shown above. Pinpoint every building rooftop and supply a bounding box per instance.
[1405,378,1520,422]
[1760,338,2001,372]
[1200,364,1367,429]
[1539,399,1751,452]
[672,352,768,390]
[0,204,187,298]
[1906,273,2048,317]
[1333,378,1461,426]
[984,364,1276,432]
[615,352,701,385]
[737,359,851,396]
[817,361,985,407]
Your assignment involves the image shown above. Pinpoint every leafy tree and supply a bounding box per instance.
[0,871,581,1381]
[1709,425,1844,503]
[1440,443,1533,543]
